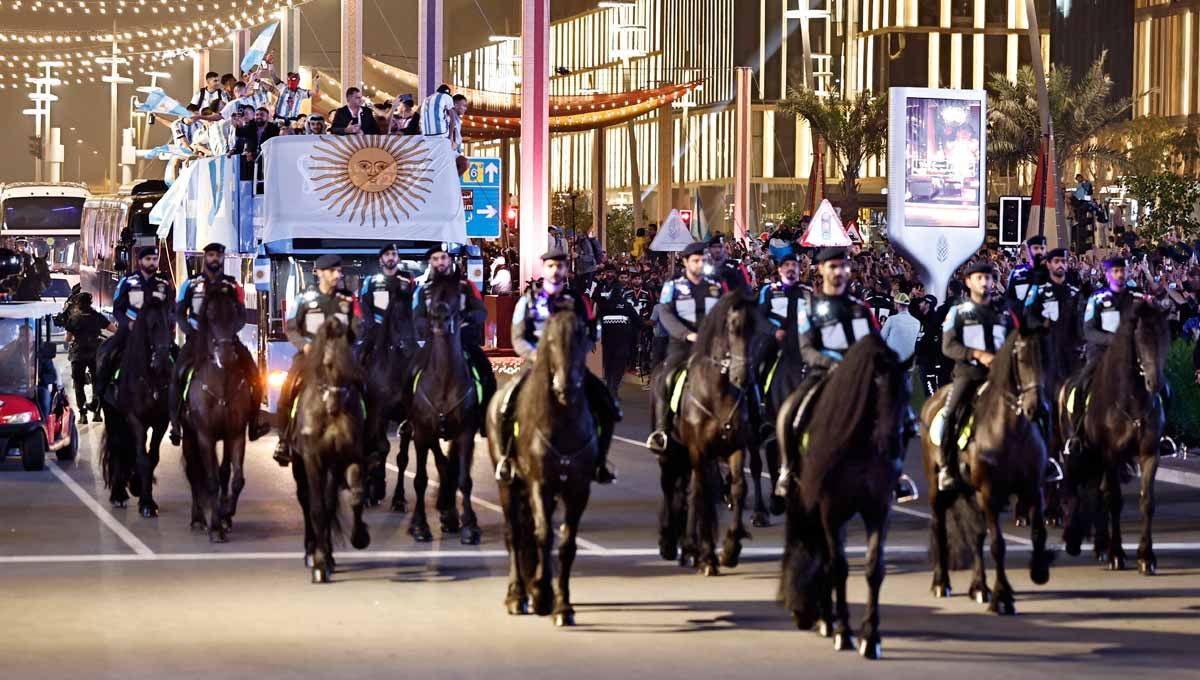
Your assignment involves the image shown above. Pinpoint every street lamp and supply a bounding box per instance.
[23,60,64,181]
[97,49,133,191]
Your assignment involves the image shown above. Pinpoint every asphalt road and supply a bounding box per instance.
[2,378,1199,679]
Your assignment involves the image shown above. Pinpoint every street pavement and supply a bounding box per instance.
[2,377,1199,679]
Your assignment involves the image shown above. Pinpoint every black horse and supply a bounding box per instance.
[485,310,595,626]
[99,295,173,518]
[407,275,485,545]
[180,281,260,543]
[1058,298,1170,574]
[776,336,911,660]
[754,343,804,525]
[657,292,761,576]
[921,327,1055,615]
[360,292,416,511]
[291,317,371,583]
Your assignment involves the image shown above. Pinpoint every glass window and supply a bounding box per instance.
[0,317,36,395]
[2,196,85,231]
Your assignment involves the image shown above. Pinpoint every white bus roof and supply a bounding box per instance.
[0,182,90,200]
[0,301,63,319]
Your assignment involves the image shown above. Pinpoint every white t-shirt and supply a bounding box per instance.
[191,88,228,110]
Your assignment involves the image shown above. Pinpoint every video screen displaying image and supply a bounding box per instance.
[903,97,983,227]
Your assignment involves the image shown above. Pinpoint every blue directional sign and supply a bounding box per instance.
[460,156,502,239]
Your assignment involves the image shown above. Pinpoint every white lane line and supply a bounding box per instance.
[1157,466,1200,489]
[6,542,1200,565]
[387,462,611,555]
[47,461,155,557]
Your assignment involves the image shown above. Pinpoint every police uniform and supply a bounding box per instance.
[756,259,812,414]
[624,285,655,321]
[1082,286,1135,363]
[707,234,752,294]
[92,249,175,410]
[358,245,416,359]
[496,249,618,484]
[63,294,109,424]
[1004,235,1047,315]
[597,283,640,396]
[797,289,878,375]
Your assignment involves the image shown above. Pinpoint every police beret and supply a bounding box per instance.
[378,243,397,257]
[778,252,799,265]
[708,233,725,247]
[814,247,847,264]
[923,294,938,307]
[541,248,569,262]
[1026,235,1047,247]
[964,261,994,277]
[202,242,226,254]
[314,254,342,270]
[136,245,158,259]
[681,242,707,258]
[425,242,452,259]
[1103,256,1127,270]
[1046,247,1069,260]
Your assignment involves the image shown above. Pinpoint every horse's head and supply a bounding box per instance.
[137,297,175,375]
[695,291,759,389]
[425,275,462,338]
[541,310,588,406]
[867,337,911,452]
[1132,298,1170,395]
[1006,326,1048,420]
[198,280,244,368]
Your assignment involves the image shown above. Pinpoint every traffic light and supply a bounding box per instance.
[505,205,519,226]
[28,135,42,160]
[679,209,693,229]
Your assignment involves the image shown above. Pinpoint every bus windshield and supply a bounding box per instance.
[3,196,86,232]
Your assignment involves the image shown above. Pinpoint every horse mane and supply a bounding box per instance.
[1094,298,1162,397]
[311,318,363,385]
[196,280,242,346]
[801,335,899,493]
[985,331,1021,396]
[692,290,755,355]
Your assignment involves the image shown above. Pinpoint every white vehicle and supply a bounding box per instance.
[0,182,90,294]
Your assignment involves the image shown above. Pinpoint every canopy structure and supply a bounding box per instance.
[312,56,701,140]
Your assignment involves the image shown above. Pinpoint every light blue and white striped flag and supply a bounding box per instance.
[139,143,191,161]
[240,22,278,74]
[138,90,191,118]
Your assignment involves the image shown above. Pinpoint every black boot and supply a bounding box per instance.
[273,439,291,467]
[645,375,672,453]
[493,373,525,483]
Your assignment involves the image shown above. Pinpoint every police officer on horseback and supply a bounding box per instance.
[358,242,416,361]
[169,242,266,445]
[412,242,497,426]
[757,252,810,389]
[707,234,752,294]
[1004,235,1047,313]
[495,248,619,484]
[92,246,175,413]
[1036,247,1082,330]
[273,254,361,466]
[646,241,727,452]
[938,260,1009,491]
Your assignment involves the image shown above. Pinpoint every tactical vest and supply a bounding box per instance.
[806,293,873,352]
[952,301,1007,356]
[1039,281,1078,324]
[763,282,809,337]
[184,274,238,327]
[122,273,171,313]
[364,273,412,318]
[523,289,584,347]
[298,287,354,339]
[1087,290,1125,334]
[1008,265,1035,303]
[669,276,723,330]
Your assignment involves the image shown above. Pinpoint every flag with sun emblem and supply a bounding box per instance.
[262,135,467,243]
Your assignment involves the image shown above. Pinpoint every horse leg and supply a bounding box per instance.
[292,458,316,568]
[1103,465,1127,571]
[1136,449,1159,576]
[500,480,529,615]
[364,412,386,507]
[408,441,433,542]
[968,503,991,605]
[657,448,683,561]
[929,491,953,598]
[390,425,411,513]
[304,459,332,583]
[455,435,481,545]
[134,424,158,518]
[858,504,888,659]
[764,431,785,516]
[824,512,854,651]
[748,442,770,528]
[320,465,340,579]
[986,506,1015,615]
[1028,487,1052,587]
[221,437,247,534]
[528,480,556,617]
[345,462,371,551]
[554,483,590,627]
[721,449,749,568]
[201,435,225,542]
[434,444,461,533]
[695,457,720,576]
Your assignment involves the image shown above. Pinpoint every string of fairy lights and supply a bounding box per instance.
[0,0,310,86]
[0,0,275,16]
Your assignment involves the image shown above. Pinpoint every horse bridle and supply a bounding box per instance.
[686,351,750,440]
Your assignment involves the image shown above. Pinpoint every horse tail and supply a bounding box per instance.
[777,487,827,629]
[939,494,986,570]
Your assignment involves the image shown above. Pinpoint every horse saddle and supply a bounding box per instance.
[787,378,828,455]
[929,382,989,451]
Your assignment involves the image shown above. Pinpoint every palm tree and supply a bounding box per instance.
[987,52,1132,238]
[778,88,888,220]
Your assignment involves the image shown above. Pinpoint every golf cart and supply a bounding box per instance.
[0,300,78,470]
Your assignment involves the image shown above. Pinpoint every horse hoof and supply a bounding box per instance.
[1094,551,1108,563]
[931,585,952,599]
[460,526,481,546]
[833,631,855,652]
[859,637,882,660]
[409,524,433,543]
[311,567,331,584]
[554,611,576,627]
[1138,558,1157,576]
[209,529,227,544]
[139,503,159,518]
[506,599,529,616]
[769,494,786,516]
[1109,554,1126,571]
[751,512,770,528]
[699,563,719,577]
[304,554,314,568]
[990,598,1016,616]
[971,587,991,604]
[1014,517,1029,528]
[351,526,371,550]
[190,520,206,533]
[1065,541,1081,557]
[441,520,461,534]
[817,621,833,638]
[390,498,408,514]
[221,518,233,532]
[658,540,678,561]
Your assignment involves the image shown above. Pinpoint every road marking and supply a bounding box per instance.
[387,462,611,554]
[1157,465,1200,489]
[5,542,1200,565]
[48,461,154,557]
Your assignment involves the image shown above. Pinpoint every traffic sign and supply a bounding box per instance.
[460,156,502,239]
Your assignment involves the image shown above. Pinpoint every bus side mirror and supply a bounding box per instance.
[113,245,131,272]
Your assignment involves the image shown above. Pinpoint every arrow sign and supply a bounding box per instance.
[484,162,500,183]
[459,156,503,238]
[479,205,499,219]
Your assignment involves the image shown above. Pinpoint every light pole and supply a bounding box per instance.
[24,61,63,182]
[97,27,133,192]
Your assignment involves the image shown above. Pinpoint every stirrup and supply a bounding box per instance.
[1159,435,1180,459]
[494,456,515,482]
[937,466,960,492]
[272,441,291,467]
[895,474,920,504]
[646,430,668,453]
[1061,437,1081,458]
[1045,458,1064,483]
[773,463,791,497]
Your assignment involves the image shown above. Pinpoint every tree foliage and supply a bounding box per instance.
[1124,172,1200,242]
[1099,117,1200,178]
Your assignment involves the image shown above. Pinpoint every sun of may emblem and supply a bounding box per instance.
[307,135,436,227]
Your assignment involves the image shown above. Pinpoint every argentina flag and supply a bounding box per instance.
[240,22,279,74]
[138,90,191,118]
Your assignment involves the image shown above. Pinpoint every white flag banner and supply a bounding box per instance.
[650,209,696,252]
[240,22,278,74]
[151,162,194,238]
[262,135,467,244]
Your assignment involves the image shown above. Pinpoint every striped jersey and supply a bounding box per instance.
[274,87,312,120]
[419,92,454,137]
[191,88,229,110]
[223,89,270,120]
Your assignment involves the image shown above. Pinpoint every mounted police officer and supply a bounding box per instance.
[1004,235,1047,314]
[938,261,1010,491]
[63,292,113,425]
[169,243,266,445]
[494,248,619,484]
[646,241,727,452]
[707,234,752,294]
[757,251,810,377]
[91,246,175,413]
[272,254,360,466]
[1037,247,1082,330]
[358,242,416,361]
[411,243,497,425]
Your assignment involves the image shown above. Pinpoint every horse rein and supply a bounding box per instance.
[686,351,749,441]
